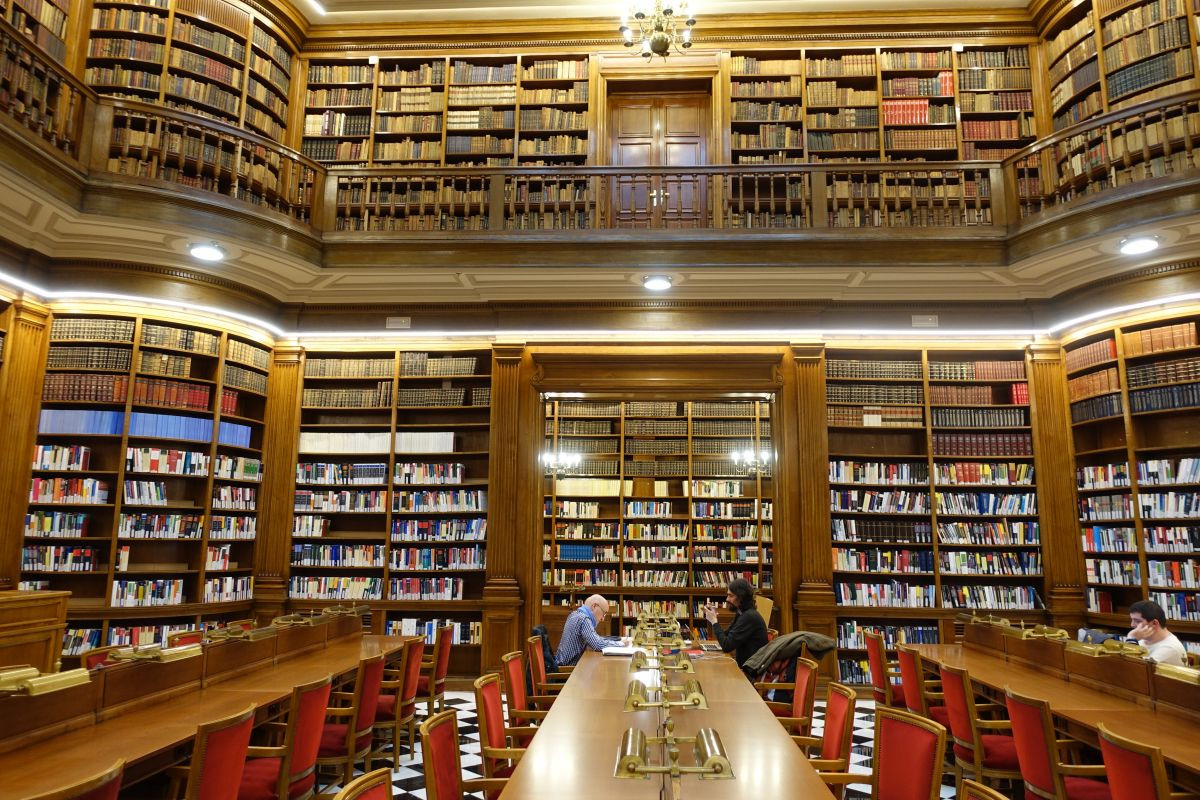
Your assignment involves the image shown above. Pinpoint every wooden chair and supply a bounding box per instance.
[1098,722,1196,800]
[959,779,1010,800]
[791,682,857,774]
[499,651,552,732]
[525,634,570,698]
[1187,651,1200,669]
[1005,686,1110,800]
[766,627,780,641]
[166,704,257,800]
[897,644,949,728]
[755,655,817,735]
[939,662,1020,792]
[420,709,508,800]
[83,645,122,670]
[167,630,204,647]
[331,769,391,800]
[864,630,905,708]
[224,618,256,631]
[474,673,537,796]
[819,706,948,800]
[237,674,332,800]
[418,625,454,717]
[372,637,423,770]
[25,760,123,800]
[315,653,386,795]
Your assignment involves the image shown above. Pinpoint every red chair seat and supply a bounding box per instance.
[1024,779,1111,800]
[238,757,317,800]
[318,723,372,757]
[928,704,951,727]
[874,683,905,707]
[417,675,441,693]
[377,695,395,720]
[954,734,1020,770]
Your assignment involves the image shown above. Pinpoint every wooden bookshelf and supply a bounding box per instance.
[24,313,269,660]
[373,56,447,167]
[1098,0,1196,110]
[729,52,807,165]
[515,54,590,165]
[84,0,294,140]
[444,56,518,167]
[804,47,881,163]
[879,46,958,159]
[541,399,774,635]
[1044,0,1105,131]
[5,0,68,63]
[957,45,1038,166]
[301,56,373,164]
[826,348,1044,683]
[293,348,490,674]
[1066,314,1200,659]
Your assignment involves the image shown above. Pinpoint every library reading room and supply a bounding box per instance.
[4,0,1200,796]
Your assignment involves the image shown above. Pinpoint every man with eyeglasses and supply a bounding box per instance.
[555,594,622,667]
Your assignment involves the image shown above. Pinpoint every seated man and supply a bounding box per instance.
[703,578,769,671]
[555,594,621,667]
[1128,599,1188,666]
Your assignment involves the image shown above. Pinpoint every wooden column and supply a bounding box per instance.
[253,344,303,624]
[791,344,836,636]
[0,298,51,590]
[481,344,527,672]
[1027,342,1087,631]
[769,348,800,634]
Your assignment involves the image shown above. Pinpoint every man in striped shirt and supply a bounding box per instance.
[555,594,621,667]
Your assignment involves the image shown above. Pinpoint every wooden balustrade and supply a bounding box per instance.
[0,15,89,163]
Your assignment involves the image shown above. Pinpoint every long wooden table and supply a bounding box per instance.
[0,635,408,799]
[914,644,1200,788]
[498,651,832,800]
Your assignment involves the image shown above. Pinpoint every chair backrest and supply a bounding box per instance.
[791,656,819,719]
[958,779,1008,800]
[431,624,454,685]
[25,760,124,800]
[766,628,779,642]
[819,682,858,763]
[184,704,256,800]
[225,618,255,631]
[473,673,509,776]
[1098,722,1173,800]
[280,675,333,794]
[168,630,204,647]
[754,594,773,624]
[525,635,548,686]
[938,663,979,753]
[400,637,426,708]
[895,645,928,716]
[332,768,392,800]
[500,651,531,723]
[1005,687,1062,800]
[871,706,947,800]
[349,654,387,745]
[863,630,895,705]
[84,646,121,670]
[421,709,465,800]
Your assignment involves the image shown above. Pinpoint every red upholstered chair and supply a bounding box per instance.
[940,662,1020,791]
[168,630,204,647]
[525,635,570,698]
[1005,687,1110,800]
[237,674,332,800]
[767,628,780,642]
[960,779,1010,800]
[819,706,948,800]
[26,760,124,800]
[864,630,905,708]
[791,682,857,773]
[331,769,391,800]
[84,645,122,670]
[473,673,537,795]
[1097,722,1188,800]
[897,644,949,728]
[316,653,386,793]
[372,637,422,771]
[500,651,553,729]
[418,625,454,717]
[755,655,817,735]
[421,709,508,800]
[167,705,257,800]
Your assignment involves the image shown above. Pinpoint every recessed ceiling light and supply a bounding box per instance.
[643,275,672,291]
[189,242,225,262]
[1119,236,1159,256]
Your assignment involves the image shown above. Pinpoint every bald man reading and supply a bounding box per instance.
[555,594,622,667]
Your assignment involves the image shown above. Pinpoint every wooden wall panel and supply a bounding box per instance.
[791,345,836,636]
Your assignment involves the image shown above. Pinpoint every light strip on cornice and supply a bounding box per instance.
[1047,292,1200,335]
[306,0,325,14]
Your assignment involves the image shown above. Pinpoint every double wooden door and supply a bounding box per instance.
[607,92,710,227]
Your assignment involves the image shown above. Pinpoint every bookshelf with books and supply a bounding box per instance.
[956,44,1038,193]
[293,348,491,672]
[1043,0,1106,131]
[301,57,374,164]
[23,313,269,661]
[1067,314,1200,653]
[444,56,518,167]
[244,21,292,141]
[373,56,447,166]
[729,52,807,165]
[5,0,68,63]
[879,47,958,160]
[515,55,590,165]
[541,399,774,636]
[803,48,881,163]
[826,349,1045,682]
[1098,0,1196,110]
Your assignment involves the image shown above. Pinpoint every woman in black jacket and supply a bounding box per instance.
[703,577,769,671]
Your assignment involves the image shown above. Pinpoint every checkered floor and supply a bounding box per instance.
[326,691,958,800]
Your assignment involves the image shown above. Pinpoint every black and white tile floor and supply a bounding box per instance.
[332,692,958,800]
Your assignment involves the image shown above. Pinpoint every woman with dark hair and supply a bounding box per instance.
[703,577,769,670]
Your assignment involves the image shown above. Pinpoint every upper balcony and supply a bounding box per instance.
[1,16,1198,305]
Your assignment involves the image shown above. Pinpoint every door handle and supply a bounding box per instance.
[649,188,670,207]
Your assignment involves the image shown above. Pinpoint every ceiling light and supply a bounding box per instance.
[189,242,226,262]
[619,1,696,59]
[643,275,672,291]
[1119,236,1158,255]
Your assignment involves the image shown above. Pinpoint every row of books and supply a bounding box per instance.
[297,431,457,454]
[291,544,384,567]
[828,405,923,428]
[932,433,1033,456]
[302,382,392,408]
[1066,337,1117,373]
[1139,491,1200,519]
[22,545,101,572]
[832,519,934,543]
[827,384,922,404]
[391,546,485,570]
[834,547,934,573]
[1147,559,1200,588]
[935,491,1037,515]
[1081,525,1135,553]
[836,620,940,649]
[213,486,255,510]
[828,460,927,485]
[1086,557,1141,585]
[1069,367,1120,400]
[928,385,1008,405]
[930,407,1027,428]
[30,477,110,505]
[383,617,482,644]
[1145,526,1200,552]
[1130,382,1200,414]
[938,521,1040,545]
[392,518,487,541]
[50,317,135,341]
[831,489,929,514]
[940,550,1042,575]
[294,490,384,513]
[1127,355,1200,388]
[393,490,487,512]
[126,447,209,476]
[48,346,131,371]
[1071,393,1123,423]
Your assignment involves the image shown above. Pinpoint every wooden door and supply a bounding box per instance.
[608,92,710,228]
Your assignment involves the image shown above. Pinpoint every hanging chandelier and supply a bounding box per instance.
[619,1,697,59]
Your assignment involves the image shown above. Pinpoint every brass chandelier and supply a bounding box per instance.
[619,1,697,59]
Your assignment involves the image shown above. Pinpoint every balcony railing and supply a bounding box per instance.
[2,17,1198,237]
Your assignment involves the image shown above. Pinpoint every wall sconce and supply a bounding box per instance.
[541,450,582,477]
